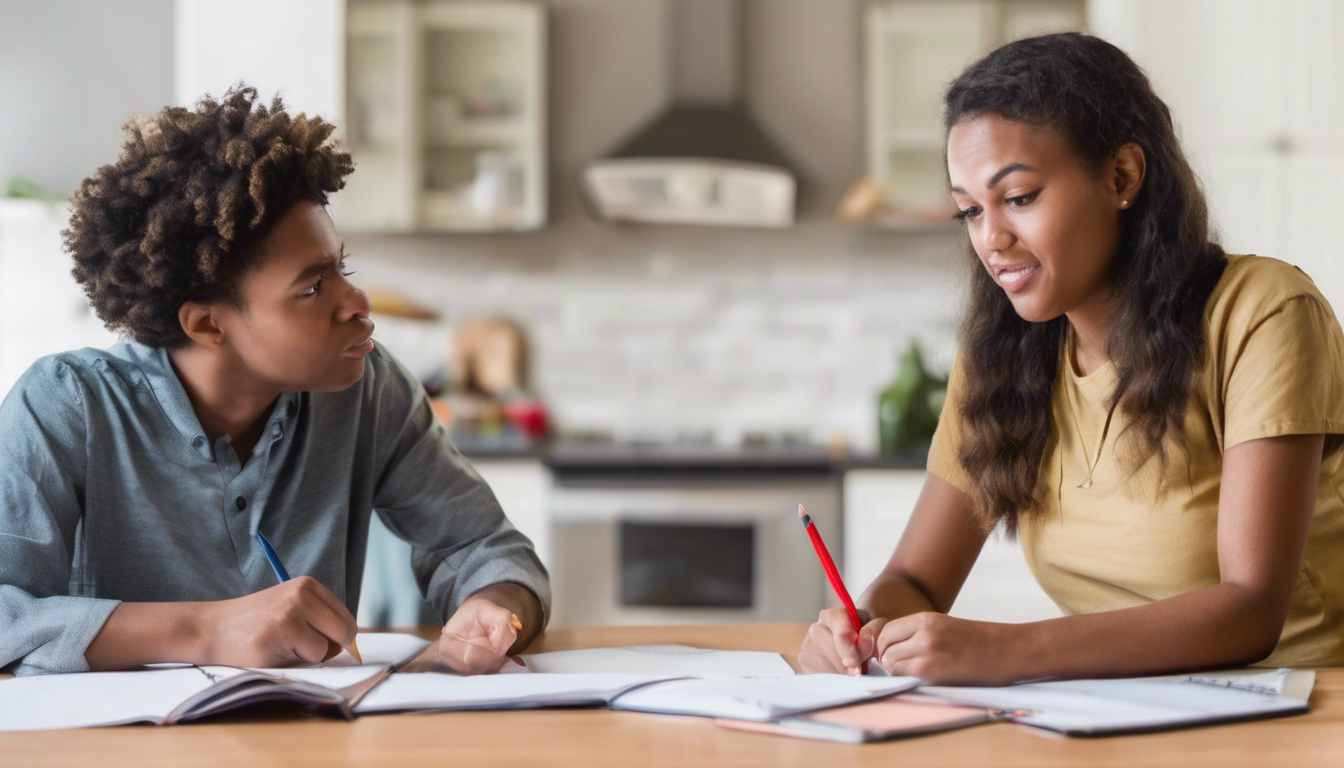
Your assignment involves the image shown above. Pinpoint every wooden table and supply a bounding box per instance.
[3,623,1343,767]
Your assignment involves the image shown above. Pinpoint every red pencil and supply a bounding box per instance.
[798,504,868,674]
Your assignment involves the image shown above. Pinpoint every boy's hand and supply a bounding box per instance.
[196,576,358,668]
[437,595,522,674]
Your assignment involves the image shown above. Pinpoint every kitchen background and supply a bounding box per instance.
[1,0,1341,630]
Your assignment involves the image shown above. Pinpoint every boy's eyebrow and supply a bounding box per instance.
[949,162,1040,194]
[288,244,346,288]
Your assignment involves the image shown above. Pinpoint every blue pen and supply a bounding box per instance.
[255,530,361,662]
[255,530,292,581]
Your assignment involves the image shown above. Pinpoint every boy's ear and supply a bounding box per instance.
[178,301,225,347]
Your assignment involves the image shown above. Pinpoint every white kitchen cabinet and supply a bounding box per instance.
[863,0,1086,228]
[174,0,547,234]
[1089,0,1344,312]
[0,201,119,401]
[357,456,550,627]
[471,458,552,569]
[842,468,1060,623]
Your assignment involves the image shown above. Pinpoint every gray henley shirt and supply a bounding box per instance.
[0,340,551,676]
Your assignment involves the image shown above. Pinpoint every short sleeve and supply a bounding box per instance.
[927,355,976,494]
[1222,295,1344,449]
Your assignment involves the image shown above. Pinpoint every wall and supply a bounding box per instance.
[0,0,175,197]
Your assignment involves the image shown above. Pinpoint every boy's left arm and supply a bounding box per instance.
[367,349,551,672]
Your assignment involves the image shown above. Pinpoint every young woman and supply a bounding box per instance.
[0,87,549,676]
[800,33,1344,684]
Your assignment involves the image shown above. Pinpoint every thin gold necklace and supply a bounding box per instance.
[1063,331,1117,490]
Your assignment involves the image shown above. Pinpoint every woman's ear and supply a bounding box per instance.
[178,301,225,348]
[1112,142,1147,209]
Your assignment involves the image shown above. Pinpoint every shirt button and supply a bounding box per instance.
[192,435,205,448]
[235,497,247,511]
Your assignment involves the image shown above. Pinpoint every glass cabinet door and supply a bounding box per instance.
[341,0,418,230]
[339,0,546,233]
[418,2,546,231]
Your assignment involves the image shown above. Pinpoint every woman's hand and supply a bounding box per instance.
[798,606,885,675]
[873,611,1023,685]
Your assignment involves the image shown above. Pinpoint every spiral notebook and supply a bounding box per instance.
[919,667,1314,736]
[718,667,1315,741]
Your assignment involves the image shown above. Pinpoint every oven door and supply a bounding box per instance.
[547,475,838,627]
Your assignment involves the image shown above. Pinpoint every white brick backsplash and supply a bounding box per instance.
[341,223,969,452]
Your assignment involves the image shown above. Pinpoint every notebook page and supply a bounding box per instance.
[920,675,1310,735]
[353,672,668,714]
[1175,668,1315,700]
[0,667,250,732]
[520,645,795,677]
[258,665,390,690]
[610,674,921,721]
[317,632,432,668]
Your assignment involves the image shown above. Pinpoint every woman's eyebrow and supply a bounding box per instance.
[950,162,1040,194]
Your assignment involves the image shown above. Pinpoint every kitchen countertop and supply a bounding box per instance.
[453,438,927,473]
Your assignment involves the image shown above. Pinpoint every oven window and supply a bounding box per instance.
[619,520,754,608]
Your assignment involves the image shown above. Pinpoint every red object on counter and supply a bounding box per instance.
[503,399,550,440]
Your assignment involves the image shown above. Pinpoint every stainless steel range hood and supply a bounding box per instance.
[581,0,799,228]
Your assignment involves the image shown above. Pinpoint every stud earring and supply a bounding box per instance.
[1119,200,1130,209]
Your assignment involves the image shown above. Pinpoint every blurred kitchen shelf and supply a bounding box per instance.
[864,0,1086,218]
[452,439,929,474]
[427,116,528,147]
[336,0,547,233]
[866,213,963,234]
[420,189,535,232]
[885,127,944,149]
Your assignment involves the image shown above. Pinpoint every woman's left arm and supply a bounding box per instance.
[873,433,1323,685]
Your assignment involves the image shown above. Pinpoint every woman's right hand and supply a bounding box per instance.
[798,606,885,675]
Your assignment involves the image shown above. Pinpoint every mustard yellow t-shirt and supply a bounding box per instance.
[928,254,1344,666]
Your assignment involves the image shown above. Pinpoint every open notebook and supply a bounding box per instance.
[361,643,916,720]
[0,632,432,732]
[518,644,796,677]
[354,670,920,721]
[0,638,917,731]
[919,667,1315,736]
[718,667,1316,741]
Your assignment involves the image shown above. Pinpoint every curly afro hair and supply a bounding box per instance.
[64,84,354,348]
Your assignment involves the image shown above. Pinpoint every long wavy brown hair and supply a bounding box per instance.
[944,33,1228,535]
[64,84,353,348]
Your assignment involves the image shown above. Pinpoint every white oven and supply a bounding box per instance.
[546,467,842,628]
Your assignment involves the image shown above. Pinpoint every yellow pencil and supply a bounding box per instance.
[509,614,525,667]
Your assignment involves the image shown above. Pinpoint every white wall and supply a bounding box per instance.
[0,0,175,198]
